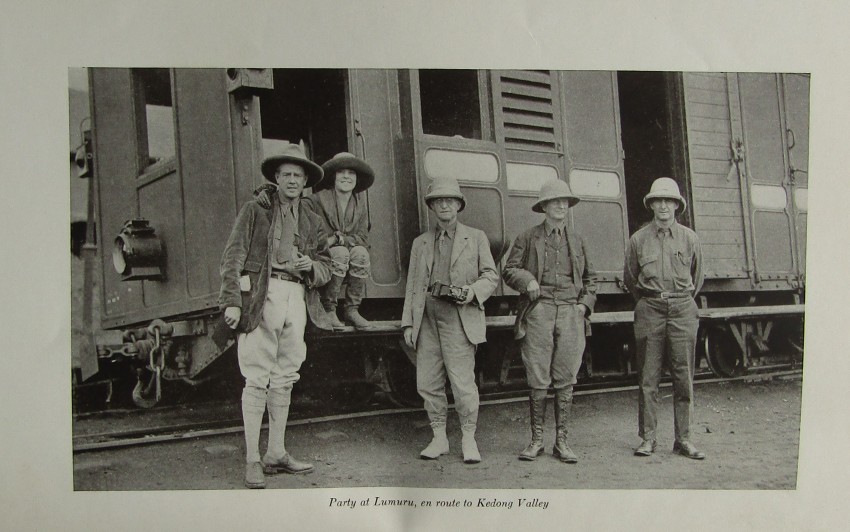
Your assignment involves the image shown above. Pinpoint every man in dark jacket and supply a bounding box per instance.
[219,142,332,488]
[503,178,597,464]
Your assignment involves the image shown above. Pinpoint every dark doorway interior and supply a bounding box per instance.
[617,72,689,233]
[259,69,349,169]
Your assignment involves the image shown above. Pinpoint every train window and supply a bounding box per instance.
[506,162,558,192]
[424,149,498,182]
[569,169,621,199]
[419,70,488,140]
[133,68,176,170]
[751,184,788,211]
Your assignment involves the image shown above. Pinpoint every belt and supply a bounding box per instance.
[270,270,304,283]
[639,289,691,300]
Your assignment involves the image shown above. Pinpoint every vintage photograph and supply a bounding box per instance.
[70,67,807,491]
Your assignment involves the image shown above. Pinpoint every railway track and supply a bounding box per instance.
[72,368,801,453]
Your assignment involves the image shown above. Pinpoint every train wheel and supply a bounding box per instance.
[703,325,744,378]
[383,350,423,408]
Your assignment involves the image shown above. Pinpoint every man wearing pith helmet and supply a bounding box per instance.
[401,177,498,464]
[219,142,332,488]
[305,152,376,331]
[503,177,597,464]
[623,177,705,460]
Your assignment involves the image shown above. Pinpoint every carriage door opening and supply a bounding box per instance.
[617,72,689,233]
[259,69,349,173]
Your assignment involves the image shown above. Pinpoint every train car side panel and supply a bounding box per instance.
[736,73,801,285]
[90,68,146,326]
[347,69,407,297]
[682,72,751,282]
[782,74,809,278]
[171,69,237,303]
[560,71,628,288]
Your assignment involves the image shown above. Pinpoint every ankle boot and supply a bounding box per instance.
[553,387,578,463]
[343,305,373,331]
[343,277,373,330]
[322,276,346,331]
[461,423,481,464]
[325,302,346,331]
[519,389,547,461]
[420,422,449,459]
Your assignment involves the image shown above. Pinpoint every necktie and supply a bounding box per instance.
[277,205,296,263]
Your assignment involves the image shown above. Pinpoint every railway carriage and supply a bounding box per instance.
[79,68,807,407]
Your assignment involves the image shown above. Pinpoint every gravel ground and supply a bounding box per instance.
[73,377,802,490]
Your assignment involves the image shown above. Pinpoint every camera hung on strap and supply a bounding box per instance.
[429,282,469,304]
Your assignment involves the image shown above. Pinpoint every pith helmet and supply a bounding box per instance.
[261,142,324,188]
[424,177,466,212]
[643,177,687,212]
[531,178,580,213]
[319,152,375,193]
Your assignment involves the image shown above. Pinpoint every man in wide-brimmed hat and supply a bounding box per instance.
[256,152,376,330]
[624,177,705,460]
[219,141,332,488]
[503,177,597,464]
[401,177,498,464]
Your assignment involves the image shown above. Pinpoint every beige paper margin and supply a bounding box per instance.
[2,0,849,530]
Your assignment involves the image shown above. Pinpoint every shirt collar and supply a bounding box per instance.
[544,219,566,236]
[435,220,457,239]
[278,195,299,212]
[652,219,677,236]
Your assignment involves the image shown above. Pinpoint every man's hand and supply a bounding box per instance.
[253,184,277,209]
[457,285,475,305]
[224,306,242,329]
[526,280,540,301]
[293,252,313,272]
[578,303,589,317]
[403,327,415,349]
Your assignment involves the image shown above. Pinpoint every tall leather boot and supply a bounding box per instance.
[321,275,346,331]
[263,387,314,475]
[553,387,578,463]
[343,277,373,330]
[518,389,547,461]
[241,387,267,488]
[420,421,450,459]
[460,413,481,464]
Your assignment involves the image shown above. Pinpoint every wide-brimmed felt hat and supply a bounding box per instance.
[424,177,466,212]
[643,177,687,212]
[319,152,375,193]
[531,178,580,213]
[261,142,323,189]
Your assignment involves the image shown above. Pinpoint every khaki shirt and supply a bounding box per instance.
[624,220,703,300]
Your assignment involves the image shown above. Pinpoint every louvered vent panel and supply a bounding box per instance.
[498,71,558,150]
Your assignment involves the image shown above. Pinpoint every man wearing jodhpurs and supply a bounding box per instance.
[402,177,498,464]
[219,143,332,488]
[624,177,705,460]
[504,178,597,464]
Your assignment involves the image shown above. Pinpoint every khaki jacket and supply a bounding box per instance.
[503,222,598,339]
[401,223,498,346]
